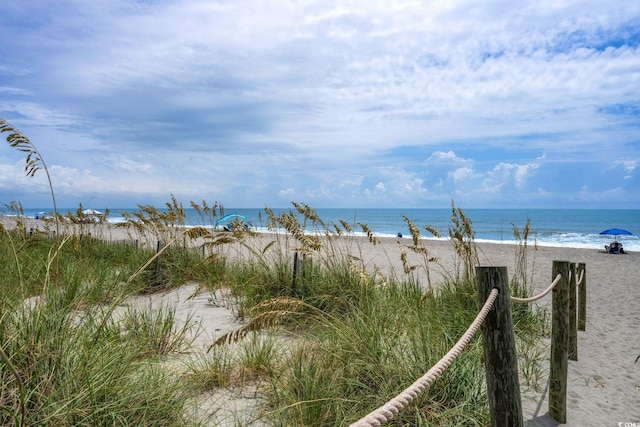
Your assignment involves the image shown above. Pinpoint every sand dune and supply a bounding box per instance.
[4,217,639,425]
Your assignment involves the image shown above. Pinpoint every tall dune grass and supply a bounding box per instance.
[202,204,546,426]
[0,202,546,426]
[0,232,201,425]
[2,120,546,425]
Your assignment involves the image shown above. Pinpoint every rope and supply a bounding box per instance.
[575,268,584,286]
[349,288,499,427]
[510,273,562,304]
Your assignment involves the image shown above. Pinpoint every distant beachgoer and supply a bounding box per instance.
[605,241,624,254]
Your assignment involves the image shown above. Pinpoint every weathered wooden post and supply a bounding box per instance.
[477,266,523,427]
[549,260,570,423]
[300,253,311,296]
[153,240,163,286]
[155,241,162,271]
[291,251,299,296]
[568,263,578,361]
[301,254,310,281]
[578,263,586,331]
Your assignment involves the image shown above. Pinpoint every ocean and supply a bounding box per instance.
[14,207,640,252]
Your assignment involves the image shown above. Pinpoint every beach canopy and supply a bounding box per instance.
[82,209,103,215]
[599,228,633,237]
[215,213,246,226]
[214,213,249,231]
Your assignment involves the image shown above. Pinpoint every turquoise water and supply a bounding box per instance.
[14,207,640,251]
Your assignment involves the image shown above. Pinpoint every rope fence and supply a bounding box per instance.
[510,273,562,304]
[349,261,587,426]
[349,288,499,427]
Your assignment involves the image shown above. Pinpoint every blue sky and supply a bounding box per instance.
[1,0,639,209]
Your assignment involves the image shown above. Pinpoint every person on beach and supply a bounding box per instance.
[605,240,624,254]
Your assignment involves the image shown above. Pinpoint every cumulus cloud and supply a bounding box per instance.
[0,161,49,190]
[483,162,540,190]
[450,166,476,183]
[426,150,472,164]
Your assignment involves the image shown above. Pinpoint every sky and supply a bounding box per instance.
[1,0,639,210]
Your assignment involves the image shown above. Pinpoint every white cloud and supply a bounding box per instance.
[622,160,636,179]
[486,162,540,188]
[426,150,472,164]
[450,167,475,183]
[0,161,48,189]
[338,175,364,188]
[111,155,153,173]
[278,188,296,199]
[513,163,540,187]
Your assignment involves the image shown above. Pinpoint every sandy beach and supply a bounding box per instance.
[468,240,640,426]
[3,217,640,425]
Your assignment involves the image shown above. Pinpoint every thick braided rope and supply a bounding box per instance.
[510,273,562,304]
[575,268,584,286]
[349,288,499,427]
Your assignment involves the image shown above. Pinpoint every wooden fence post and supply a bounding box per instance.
[549,260,570,423]
[291,251,299,296]
[155,241,162,271]
[568,263,578,361]
[477,266,523,427]
[578,263,586,331]
[301,254,311,296]
[153,240,163,287]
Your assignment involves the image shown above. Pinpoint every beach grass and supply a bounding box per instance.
[0,201,547,426]
[0,232,196,426]
[195,204,546,426]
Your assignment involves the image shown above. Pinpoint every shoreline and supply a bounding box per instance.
[4,211,639,252]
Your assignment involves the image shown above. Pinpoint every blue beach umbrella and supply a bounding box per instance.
[599,228,633,237]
